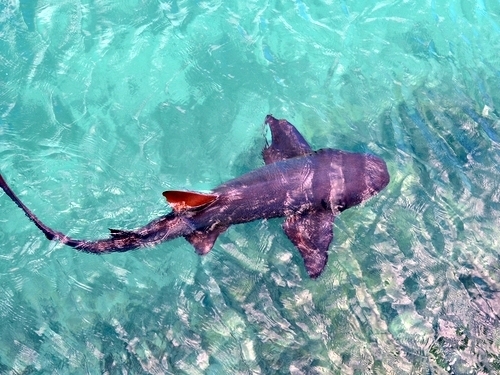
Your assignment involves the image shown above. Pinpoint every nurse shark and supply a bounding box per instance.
[0,115,390,278]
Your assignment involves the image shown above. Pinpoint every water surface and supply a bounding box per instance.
[1,0,500,374]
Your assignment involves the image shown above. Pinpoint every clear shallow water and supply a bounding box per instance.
[1,0,500,373]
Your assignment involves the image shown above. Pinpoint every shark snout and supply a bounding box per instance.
[365,155,390,193]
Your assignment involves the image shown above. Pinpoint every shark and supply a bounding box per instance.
[0,115,389,278]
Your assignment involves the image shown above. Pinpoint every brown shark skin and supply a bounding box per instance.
[0,115,390,278]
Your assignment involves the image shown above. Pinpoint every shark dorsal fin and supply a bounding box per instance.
[263,115,313,164]
[163,190,218,212]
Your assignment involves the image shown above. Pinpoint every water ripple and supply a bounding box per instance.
[2,0,500,373]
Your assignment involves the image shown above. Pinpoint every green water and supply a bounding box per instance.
[1,0,500,374]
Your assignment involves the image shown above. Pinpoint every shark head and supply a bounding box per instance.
[364,154,390,197]
[327,151,390,211]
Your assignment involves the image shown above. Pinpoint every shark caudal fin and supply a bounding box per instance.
[0,173,68,243]
[0,173,189,253]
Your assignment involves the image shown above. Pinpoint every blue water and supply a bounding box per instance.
[1,0,500,374]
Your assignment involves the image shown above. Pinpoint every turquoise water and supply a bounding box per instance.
[1,0,500,373]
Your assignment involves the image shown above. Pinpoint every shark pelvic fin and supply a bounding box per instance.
[162,190,218,212]
[263,115,313,164]
[185,226,228,255]
[282,210,335,279]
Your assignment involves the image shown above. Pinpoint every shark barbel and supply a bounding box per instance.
[0,115,389,278]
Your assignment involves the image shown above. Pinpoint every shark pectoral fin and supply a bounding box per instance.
[282,210,335,279]
[263,115,313,164]
[162,190,218,212]
[185,226,227,255]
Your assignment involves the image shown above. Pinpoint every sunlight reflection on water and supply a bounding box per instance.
[1,0,500,374]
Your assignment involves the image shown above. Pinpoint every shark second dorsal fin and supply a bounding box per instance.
[109,228,135,239]
[108,229,141,243]
[282,210,335,278]
[163,190,218,212]
[263,115,313,164]
[185,226,227,255]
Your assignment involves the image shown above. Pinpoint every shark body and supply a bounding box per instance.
[0,115,389,278]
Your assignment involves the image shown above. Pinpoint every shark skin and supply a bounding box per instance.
[0,115,390,278]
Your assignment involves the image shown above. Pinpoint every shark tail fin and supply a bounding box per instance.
[0,173,79,245]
